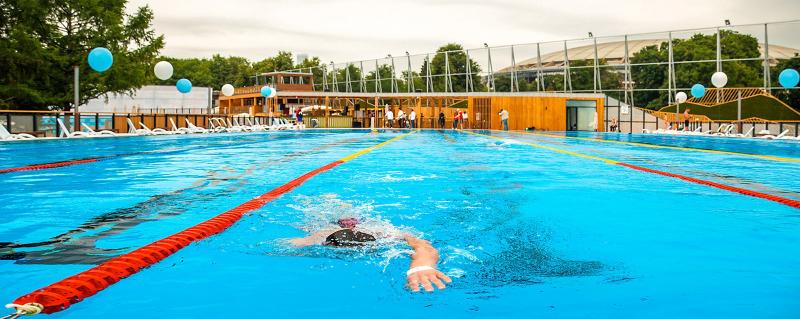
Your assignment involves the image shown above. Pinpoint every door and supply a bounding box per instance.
[566,100,598,131]
[472,98,491,129]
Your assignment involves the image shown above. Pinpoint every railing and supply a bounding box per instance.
[274,19,800,111]
[603,96,800,136]
[0,110,281,137]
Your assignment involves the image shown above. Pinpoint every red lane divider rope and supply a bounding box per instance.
[465,131,800,210]
[617,163,800,209]
[11,160,344,314]
[9,132,414,315]
[0,159,99,174]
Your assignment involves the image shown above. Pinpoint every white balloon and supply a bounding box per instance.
[675,92,688,104]
[711,71,728,88]
[268,88,277,98]
[154,61,174,80]
[221,84,235,97]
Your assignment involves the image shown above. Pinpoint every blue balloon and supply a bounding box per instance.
[176,79,192,93]
[779,69,799,89]
[691,84,706,98]
[87,47,113,72]
[260,86,272,97]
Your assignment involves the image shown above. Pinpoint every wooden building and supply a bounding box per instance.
[218,73,604,132]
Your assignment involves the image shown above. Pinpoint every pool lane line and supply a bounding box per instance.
[505,131,800,164]
[8,131,415,315]
[466,131,800,209]
[1,134,373,263]
[0,133,305,175]
[0,158,100,174]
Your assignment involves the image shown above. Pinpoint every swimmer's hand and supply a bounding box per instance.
[404,235,452,292]
[406,266,452,292]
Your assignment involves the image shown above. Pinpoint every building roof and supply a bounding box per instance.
[500,40,800,72]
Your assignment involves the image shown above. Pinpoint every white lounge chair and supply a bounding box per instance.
[57,118,92,138]
[245,118,267,131]
[185,118,209,134]
[705,124,728,135]
[209,118,229,133]
[126,118,151,135]
[713,125,735,136]
[758,129,789,140]
[169,118,193,134]
[731,127,754,138]
[0,124,36,141]
[225,118,246,132]
[81,123,118,137]
[139,122,174,135]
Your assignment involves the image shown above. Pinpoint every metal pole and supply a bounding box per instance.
[425,55,432,93]
[593,38,600,93]
[465,50,473,93]
[486,46,494,92]
[510,45,518,92]
[763,24,771,93]
[375,60,382,93]
[73,65,79,132]
[563,41,572,92]
[668,32,674,105]
[389,56,398,93]
[444,52,452,93]
[322,65,328,92]
[406,53,414,93]
[716,27,722,104]
[737,90,742,133]
[345,64,352,93]
[536,43,544,91]
[359,61,367,92]
[716,27,722,72]
[331,62,338,93]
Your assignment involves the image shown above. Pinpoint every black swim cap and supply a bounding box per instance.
[324,229,376,247]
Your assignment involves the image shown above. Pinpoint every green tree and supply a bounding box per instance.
[253,51,294,74]
[154,57,214,88]
[0,0,164,110]
[423,43,485,92]
[630,30,762,109]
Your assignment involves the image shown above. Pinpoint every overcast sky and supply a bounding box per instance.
[126,0,800,63]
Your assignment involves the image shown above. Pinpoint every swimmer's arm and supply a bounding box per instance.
[404,235,452,293]
[288,230,332,247]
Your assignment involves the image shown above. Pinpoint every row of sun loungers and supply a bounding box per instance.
[642,124,798,140]
[0,117,302,141]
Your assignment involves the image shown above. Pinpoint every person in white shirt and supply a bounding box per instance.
[499,109,509,131]
[386,109,395,128]
[397,109,406,128]
[409,110,417,128]
[462,111,469,129]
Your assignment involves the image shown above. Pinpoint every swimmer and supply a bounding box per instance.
[289,217,452,292]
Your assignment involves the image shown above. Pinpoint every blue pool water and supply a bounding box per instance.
[1,130,798,318]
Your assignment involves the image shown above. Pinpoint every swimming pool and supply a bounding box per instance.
[1,130,798,318]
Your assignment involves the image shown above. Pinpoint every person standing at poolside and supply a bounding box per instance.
[438,111,445,128]
[409,109,416,129]
[452,110,460,130]
[288,217,453,292]
[683,108,691,131]
[462,110,469,129]
[296,110,304,128]
[397,109,406,128]
[386,108,395,128]
[499,109,509,131]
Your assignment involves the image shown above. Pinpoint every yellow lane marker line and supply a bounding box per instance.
[339,131,417,162]
[510,131,800,163]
